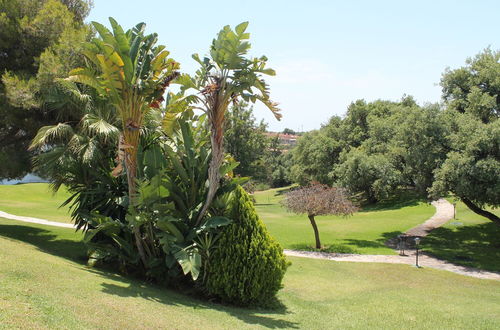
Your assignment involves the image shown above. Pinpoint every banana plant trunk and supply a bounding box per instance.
[122,99,148,267]
[196,123,224,226]
[196,92,226,226]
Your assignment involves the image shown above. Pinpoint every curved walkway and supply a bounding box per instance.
[1,202,499,280]
[284,199,499,281]
[405,198,454,237]
[284,249,500,280]
[0,210,75,228]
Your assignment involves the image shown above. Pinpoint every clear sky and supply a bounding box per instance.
[87,0,500,132]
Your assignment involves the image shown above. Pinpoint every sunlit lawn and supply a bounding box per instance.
[255,187,435,255]
[0,217,499,329]
[0,183,72,223]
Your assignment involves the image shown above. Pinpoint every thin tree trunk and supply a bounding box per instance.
[461,197,500,225]
[308,214,322,249]
[124,125,148,267]
[196,128,223,226]
[196,89,225,226]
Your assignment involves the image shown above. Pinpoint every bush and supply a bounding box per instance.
[204,186,288,306]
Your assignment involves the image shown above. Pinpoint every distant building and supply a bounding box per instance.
[264,132,299,147]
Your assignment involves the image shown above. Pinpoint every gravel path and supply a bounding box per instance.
[1,200,498,280]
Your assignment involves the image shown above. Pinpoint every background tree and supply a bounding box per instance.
[440,48,499,124]
[282,128,296,135]
[261,135,293,187]
[281,184,357,249]
[177,22,281,224]
[431,114,499,224]
[431,48,500,224]
[335,149,401,203]
[224,102,269,178]
[0,0,92,179]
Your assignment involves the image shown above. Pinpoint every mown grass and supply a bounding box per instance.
[0,217,499,329]
[254,187,435,255]
[422,201,500,272]
[0,183,72,223]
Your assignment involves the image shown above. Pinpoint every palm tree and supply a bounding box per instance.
[66,18,179,265]
[30,80,123,229]
[176,22,281,225]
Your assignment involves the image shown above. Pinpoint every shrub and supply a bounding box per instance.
[204,186,288,306]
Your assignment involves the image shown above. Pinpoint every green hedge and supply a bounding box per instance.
[204,186,288,306]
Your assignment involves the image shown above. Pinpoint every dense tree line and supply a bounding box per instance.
[289,49,499,223]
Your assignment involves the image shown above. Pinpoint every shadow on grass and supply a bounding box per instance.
[0,222,299,328]
[422,222,500,272]
[289,231,405,254]
[97,279,298,329]
[289,243,358,254]
[0,224,87,263]
[274,187,294,196]
[359,189,427,212]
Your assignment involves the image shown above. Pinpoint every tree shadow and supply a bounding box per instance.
[289,243,358,254]
[0,224,87,263]
[359,189,426,212]
[97,279,299,329]
[274,186,295,196]
[422,222,500,272]
[359,198,422,212]
[0,223,299,328]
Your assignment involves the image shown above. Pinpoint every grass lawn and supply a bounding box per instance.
[0,183,72,223]
[254,187,435,255]
[422,201,500,272]
[0,217,499,329]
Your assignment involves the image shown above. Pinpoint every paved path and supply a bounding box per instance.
[1,200,499,280]
[0,210,75,228]
[284,249,500,280]
[405,198,454,237]
[284,199,500,281]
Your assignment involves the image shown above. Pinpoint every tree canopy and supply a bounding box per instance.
[0,0,92,179]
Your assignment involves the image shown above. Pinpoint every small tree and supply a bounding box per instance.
[281,184,358,249]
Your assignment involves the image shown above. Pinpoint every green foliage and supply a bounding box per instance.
[289,97,448,203]
[204,186,288,306]
[290,124,343,185]
[441,48,499,123]
[433,48,499,222]
[224,102,269,178]
[176,21,280,223]
[336,149,401,202]
[431,115,500,208]
[0,0,91,179]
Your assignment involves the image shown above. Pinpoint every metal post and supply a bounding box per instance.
[416,245,419,267]
[415,237,421,268]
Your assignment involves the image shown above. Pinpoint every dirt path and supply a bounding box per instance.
[1,200,498,280]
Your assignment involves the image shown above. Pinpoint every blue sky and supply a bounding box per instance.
[87,0,500,132]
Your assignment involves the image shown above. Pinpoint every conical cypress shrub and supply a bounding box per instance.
[204,186,288,306]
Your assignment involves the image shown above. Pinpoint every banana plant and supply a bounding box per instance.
[174,22,281,226]
[67,17,180,265]
[134,116,244,280]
